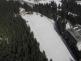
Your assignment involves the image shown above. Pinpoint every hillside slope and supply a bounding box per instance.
[20,11,74,61]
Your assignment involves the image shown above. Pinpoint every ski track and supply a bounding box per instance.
[21,12,74,61]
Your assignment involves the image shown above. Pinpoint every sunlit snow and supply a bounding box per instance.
[66,22,71,30]
[20,9,74,61]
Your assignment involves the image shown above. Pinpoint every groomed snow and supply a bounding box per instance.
[20,10,74,61]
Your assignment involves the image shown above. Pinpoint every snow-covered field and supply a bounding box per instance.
[20,9,74,61]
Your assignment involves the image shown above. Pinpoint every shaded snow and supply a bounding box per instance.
[77,42,81,51]
[20,11,74,61]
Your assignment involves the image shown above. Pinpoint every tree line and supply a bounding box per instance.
[33,1,57,20]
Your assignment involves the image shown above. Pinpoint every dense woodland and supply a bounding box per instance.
[59,0,81,25]
[0,0,48,61]
[33,2,57,20]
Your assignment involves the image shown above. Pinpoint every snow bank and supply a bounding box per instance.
[20,11,74,61]
[23,0,61,6]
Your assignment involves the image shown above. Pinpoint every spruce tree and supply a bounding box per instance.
[0,0,48,61]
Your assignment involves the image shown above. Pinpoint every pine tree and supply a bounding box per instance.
[0,0,48,61]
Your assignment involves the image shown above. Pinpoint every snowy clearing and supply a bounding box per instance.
[20,11,74,61]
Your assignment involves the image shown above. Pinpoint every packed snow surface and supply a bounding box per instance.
[20,11,74,61]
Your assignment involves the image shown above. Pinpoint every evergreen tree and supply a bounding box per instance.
[0,0,48,61]
[33,1,57,20]
[61,0,81,25]
[58,0,81,61]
